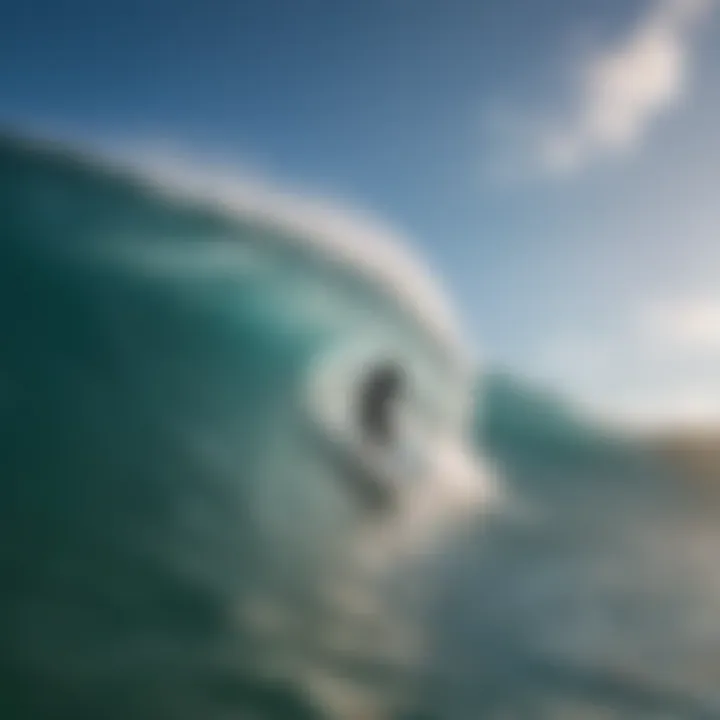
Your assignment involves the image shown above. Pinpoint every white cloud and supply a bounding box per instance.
[640,297,720,351]
[609,387,720,428]
[533,294,720,429]
[528,0,715,176]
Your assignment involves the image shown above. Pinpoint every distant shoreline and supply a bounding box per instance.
[647,430,720,486]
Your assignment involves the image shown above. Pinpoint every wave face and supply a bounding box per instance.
[0,134,489,720]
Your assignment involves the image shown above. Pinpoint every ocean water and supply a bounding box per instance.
[424,376,720,718]
[1,134,719,719]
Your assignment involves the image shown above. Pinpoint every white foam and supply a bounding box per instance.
[97,142,473,374]
[354,437,500,572]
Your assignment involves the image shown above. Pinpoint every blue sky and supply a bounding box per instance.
[2,0,720,426]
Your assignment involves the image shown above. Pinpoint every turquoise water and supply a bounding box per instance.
[1,134,719,719]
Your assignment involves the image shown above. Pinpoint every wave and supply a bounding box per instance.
[0,131,490,719]
[3,129,715,720]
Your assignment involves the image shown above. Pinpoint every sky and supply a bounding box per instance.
[2,0,720,428]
